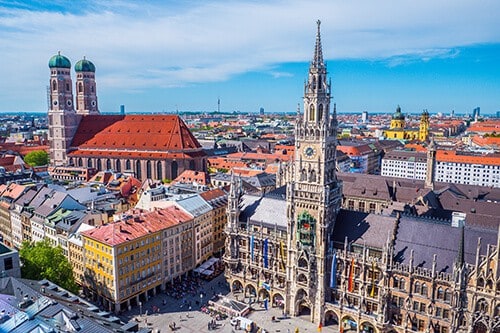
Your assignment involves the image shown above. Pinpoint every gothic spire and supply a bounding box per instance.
[313,20,324,68]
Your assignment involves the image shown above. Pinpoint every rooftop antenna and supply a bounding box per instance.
[217,96,220,113]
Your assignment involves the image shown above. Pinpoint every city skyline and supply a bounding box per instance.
[0,0,499,114]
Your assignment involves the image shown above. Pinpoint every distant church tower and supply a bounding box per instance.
[48,52,80,166]
[75,57,99,115]
[285,20,342,324]
[419,109,429,141]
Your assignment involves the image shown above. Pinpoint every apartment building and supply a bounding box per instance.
[81,206,192,313]
[435,150,500,187]
[381,150,427,180]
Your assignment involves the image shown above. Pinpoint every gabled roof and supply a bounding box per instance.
[70,115,202,152]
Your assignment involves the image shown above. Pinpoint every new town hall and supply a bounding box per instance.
[224,22,500,333]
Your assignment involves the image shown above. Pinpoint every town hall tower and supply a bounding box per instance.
[285,20,342,323]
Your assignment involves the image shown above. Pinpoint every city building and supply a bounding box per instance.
[0,242,20,277]
[81,206,193,313]
[383,107,429,142]
[224,22,500,333]
[47,54,206,180]
[381,150,427,180]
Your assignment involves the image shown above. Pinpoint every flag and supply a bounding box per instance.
[348,258,354,292]
[250,235,254,262]
[317,322,322,332]
[330,252,337,288]
[263,238,269,268]
[279,241,285,270]
[264,298,268,311]
[260,281,271,291]
[370,261,376,297]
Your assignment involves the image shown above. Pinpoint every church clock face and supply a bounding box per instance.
[304,146,316,158]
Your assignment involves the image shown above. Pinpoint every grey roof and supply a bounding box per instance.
[393,215,498,272]
[332,210,398,249]
[383,149,427,163]
[0,277,135,333]
[175,194,212,217]
[239,193,287,229]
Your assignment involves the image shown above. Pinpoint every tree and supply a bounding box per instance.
[19,239,78,293]
[24,150,49,166]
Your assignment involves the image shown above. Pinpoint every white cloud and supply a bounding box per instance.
[0,0,498,110]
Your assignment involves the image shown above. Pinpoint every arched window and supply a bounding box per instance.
[146,160,152,179]
[96,159,102,171]
[156,162,162,180]
[486,279,493,290]
[106,159,112,170]
[125,159,131,170]
[444,289,451,303]
[437,287,444,300]
[399,278,406,291]
[476,299,488,312]
[136,160,142,179]
[78,82,83,92]
[87,159,93,168]
[298,258,308,268]
[171,161,178,179]
[309,105,315,122]
[52,80,57,91]
[91,85,94,93]
[318,104,323,121]
[477,278,485,288]
[66,83,70,91]
[414,281,421,294]
[116,160,121,172]
[421,283,428,297]
[77,158,83,167]
[189,160,195,170]
[392,276,399,289]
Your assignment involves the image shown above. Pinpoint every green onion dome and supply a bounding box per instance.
[75,57,96,72]
[48,52,71,68]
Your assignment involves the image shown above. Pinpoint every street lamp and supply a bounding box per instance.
[139,301,142,317]
[200,293,203,307]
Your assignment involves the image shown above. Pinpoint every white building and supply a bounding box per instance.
[381,150,427,180]
[435,150,500,187]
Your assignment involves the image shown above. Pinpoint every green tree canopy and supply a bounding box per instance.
[24,150,49,166]
[19,239,78,293]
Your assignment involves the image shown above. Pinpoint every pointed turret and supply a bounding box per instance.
[313,20,324,68]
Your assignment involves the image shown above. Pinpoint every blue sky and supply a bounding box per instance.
[0,0,499,115]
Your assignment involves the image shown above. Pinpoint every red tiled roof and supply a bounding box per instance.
[68,150,205,159]
[172,170,209,185]
[436,150,500,166]
[71,115,202,152]
[82,206,192,246]
[200,188,227,202]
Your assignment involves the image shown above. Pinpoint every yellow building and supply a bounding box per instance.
[81,207,193,313]
[384,106,429,141]
[200,188,228,257]
[68,223,95,286]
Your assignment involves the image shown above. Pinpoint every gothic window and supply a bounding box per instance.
[52,80,57,91]
[125,159,131,170]
[78,82,83,92]
[156,162,162,180]
[414,281,421,294]
[437,287,444,300]
[136,160,142,179]
[318,104,323,120]
[146,160,152,179]
[475,299,488,312]
[297,211,315,246]
[298,257,308,269]
[171,161,178,179]
[486,279,493,290]
[399,278,406,290]
[297,273,308,284]
[116,160,121,172]
[421,283,428,297]
[392,276,399,289]
[495,304,500,317]
[444,289,451,303]
[189,160,195,170]
[311,76,316,90]
[309,105,315,122]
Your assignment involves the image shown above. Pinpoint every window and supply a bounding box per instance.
[4,258,13,270]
